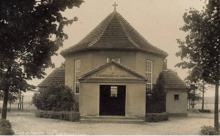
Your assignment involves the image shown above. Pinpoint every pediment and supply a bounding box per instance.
[79,62,146,81]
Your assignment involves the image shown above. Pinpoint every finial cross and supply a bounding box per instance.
[113,2,118,11]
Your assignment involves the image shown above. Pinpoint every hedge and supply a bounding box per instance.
[199,109,211,113]
[35,110,80,122]
[200,126,219,135]
[145,112,169,122]
[0,119,14,135]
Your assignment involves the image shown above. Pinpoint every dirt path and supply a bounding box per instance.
[8,111,213,135]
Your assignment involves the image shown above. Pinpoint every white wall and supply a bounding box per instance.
[166,90,188,114]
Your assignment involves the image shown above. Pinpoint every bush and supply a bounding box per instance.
[199,109,211,113]
[200,126,218,135]
[146,73,166,113]
[35,110,80,122]
[145,112,169,122]
[0,119,11,128]
[33,85,78,111]
[0,119,14,135]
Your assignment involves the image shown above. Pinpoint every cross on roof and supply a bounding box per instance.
[113,2,118,11]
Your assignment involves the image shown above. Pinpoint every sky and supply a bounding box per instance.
[31,0,215,96]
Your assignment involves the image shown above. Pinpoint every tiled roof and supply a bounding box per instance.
[38,67,65,87]
[61,11,168,57]
[161,70,187,90]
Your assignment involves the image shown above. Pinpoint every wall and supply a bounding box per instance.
[166,90,188,114]
[79,82,146,118]
[64,52,93,89]
[64,50,165,90]
[125,83,146,117]
[136,52,164,84]
[79,83,99,116]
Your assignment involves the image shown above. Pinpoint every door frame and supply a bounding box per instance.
[99,85,126,116]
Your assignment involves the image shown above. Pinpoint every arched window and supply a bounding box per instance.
[145,60,153,92]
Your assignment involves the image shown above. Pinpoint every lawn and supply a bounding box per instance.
[8,111,213,135]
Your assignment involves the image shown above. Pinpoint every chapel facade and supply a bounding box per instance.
[39,8,188,119]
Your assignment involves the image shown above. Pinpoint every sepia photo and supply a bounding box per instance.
[0,0,219,135]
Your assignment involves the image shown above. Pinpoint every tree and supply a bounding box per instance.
[183,68,206,110]
[185,78,202,109]
[0,92,18,111]
[0,0,83,119]
[176,0,220,131]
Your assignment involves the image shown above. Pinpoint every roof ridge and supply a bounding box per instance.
[117,13,168,56]
[61,11,168,57]
[116,13,141,49]
[88,12,116,47]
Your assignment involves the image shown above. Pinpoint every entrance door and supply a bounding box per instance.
[99,85,126,116]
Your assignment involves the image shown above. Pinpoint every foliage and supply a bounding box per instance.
[33,85,77,111]
[176,0,220,130]
[35,110,80,122]
[176,1,220,85]
[184,70,207,110]
[0,92,18,104]
[146,73,166,113]
[0,119,14,135]
[0,0,83,119]
[185,79,202,109]
[200,126,219,135]
[0,119,11,128]
[199,109,211,113]
[145,112,168,122]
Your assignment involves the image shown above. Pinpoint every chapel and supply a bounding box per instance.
[39,5,188,119]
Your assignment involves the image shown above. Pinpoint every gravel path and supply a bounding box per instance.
[8,111,213,135]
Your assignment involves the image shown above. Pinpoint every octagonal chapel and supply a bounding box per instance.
[39,8,188,119]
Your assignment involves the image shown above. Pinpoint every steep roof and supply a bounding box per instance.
[38,67,65,88]
[161,70,187,90]
[61,11,168,57]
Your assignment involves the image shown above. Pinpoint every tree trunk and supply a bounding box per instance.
[1,89,9,119]
[201,82,205,110]
[214,82,219,131]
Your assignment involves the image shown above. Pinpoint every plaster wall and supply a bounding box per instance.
[166,90,188,114]
[64,51,165,89]
[79,82,146,118]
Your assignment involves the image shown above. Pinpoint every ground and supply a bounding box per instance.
[8,111,213,135]
[2,92,215,135]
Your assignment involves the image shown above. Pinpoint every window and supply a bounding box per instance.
[74,59,81,94]
[146,60,153,92]
[110,86,118,97]
[107,57,121,63]
[75,81,80,94]
[174,94,179,101]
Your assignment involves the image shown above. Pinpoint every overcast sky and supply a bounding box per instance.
[31,0,215,96]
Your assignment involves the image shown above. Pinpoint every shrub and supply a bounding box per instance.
[0,119,14,135]
[0,119,11,128]
[35,110,80,122]
[199,109,211,113]
[145,112,169,122]
[33,85,78,111]
[0,127,15,135]
[200,126,218,135]
[146,73,166,113]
